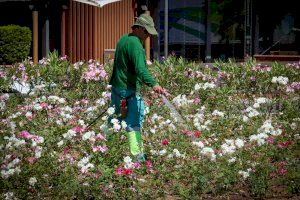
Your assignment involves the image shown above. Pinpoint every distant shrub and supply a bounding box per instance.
[0,25,32,64]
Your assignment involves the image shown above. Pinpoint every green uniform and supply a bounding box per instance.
[109,34,157,161]
[109,34,157,90]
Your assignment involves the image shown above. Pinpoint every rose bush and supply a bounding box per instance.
[1,52,299,199]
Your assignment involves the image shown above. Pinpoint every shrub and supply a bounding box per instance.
[0,54,299,199]
[0,25,32,64]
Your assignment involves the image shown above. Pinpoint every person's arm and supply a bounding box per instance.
[129,40,168,95]
[131,49,157,87]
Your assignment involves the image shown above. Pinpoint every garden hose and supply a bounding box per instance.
[86,107,109,129]
[160,94,189,129]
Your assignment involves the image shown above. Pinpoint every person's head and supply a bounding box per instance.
[131,14,158,41]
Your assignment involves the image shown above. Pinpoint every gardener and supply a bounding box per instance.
[109,13,166,162]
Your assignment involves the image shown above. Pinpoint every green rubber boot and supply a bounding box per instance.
[127,131,144,156]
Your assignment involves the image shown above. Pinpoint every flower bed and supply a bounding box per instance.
[1,52,299,199]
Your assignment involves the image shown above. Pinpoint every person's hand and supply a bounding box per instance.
[153,85,169,96]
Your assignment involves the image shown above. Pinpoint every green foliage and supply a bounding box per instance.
[0,55,299,199]
[0,25,32,64]
[248,162,270,198]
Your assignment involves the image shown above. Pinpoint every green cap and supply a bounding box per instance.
[132,14,158,35]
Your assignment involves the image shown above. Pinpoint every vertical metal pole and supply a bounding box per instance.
[164,0,168,58]
[84,5,88,60]
[68,0,73,61]
[205,0,211,63]
[72,2,77,62]
[92,6,96,59]
[153,4,160,60]
[145,10,151,61]
[76,4,81,61]
[42,16,49,57]
[80,4,84,60]
[88,5,92,60]
[61,7,66,56]
[254,14,259,55]
[45,17,50,56]
[183,0,186,58]
[244,0,247,57]
[244,0,252,57]
[32,10,38,64]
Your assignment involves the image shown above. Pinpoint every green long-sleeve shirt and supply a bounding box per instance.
[109,34,157,90]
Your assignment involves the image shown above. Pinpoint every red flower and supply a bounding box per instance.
[145,160,153,169]
[192,156,198,160]
[194,131,201,138]
[277,141,293,149]
[123,168,133,176]
[63,147,70,155]
[162,139,169,146]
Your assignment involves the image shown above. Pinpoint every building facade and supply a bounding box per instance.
[0,0,136,63]
[1,0,299,63]
[153,0,300,62]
